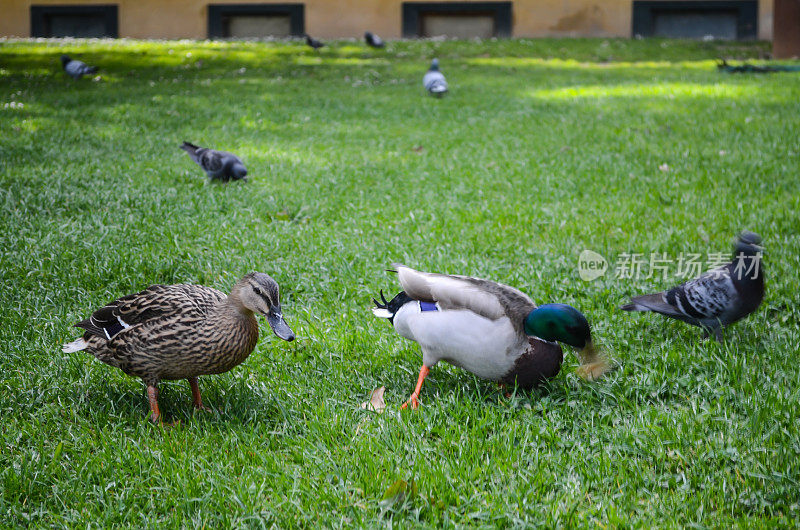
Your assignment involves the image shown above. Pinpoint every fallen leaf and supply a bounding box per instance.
[719,150,727,156]
[360,386,386,413]
[412,145,424,153]
[658,163,670,172]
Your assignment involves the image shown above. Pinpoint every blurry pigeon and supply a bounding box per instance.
[717,59,800,73]
[305,34,324,50]
[61,55,98,80]
[423,58,448,96]
[364,31,385,48]
[180,141,248,182]
[621,231,764,341]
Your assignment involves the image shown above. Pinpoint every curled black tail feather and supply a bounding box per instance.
[372,289,391,309]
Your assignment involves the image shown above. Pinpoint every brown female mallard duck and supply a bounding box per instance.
[62,272,294,422]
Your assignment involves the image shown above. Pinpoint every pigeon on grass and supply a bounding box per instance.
[621,231,764,341]
[423,58,448,97]
[305,35,324,50]
[180,141,248,182]
[61,55,98,80]
[365,32,385,48]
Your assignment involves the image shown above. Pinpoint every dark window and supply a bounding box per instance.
[208,4,304,39]
[31,5,118,38]
[632,1,757,40]
[402,2,512,38]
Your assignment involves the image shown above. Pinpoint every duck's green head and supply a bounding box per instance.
[523,303,592,349]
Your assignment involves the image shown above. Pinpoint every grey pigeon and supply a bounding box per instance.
[621,231,764,340]
[61,55,98,80]
[180,141,248,182]
[305,34,324,50]
[364,31,385,48]
[423,58,448,96]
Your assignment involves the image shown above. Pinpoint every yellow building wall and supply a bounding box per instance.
[0,0,774,40]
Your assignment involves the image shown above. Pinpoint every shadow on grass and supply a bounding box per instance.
[68,375,294,426]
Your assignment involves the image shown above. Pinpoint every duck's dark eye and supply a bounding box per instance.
[253,286,262,295]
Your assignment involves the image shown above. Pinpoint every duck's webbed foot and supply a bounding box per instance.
[401,394,420,410]
[188,377,212,412]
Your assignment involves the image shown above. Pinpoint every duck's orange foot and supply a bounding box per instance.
[401,365,429,410]
[401,394,420,410]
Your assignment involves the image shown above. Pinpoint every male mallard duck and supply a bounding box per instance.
[621,231,764,340]
[62,272,294,422]
[373,265,610,409]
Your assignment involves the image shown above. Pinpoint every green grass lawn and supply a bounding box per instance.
[1,37,799,527]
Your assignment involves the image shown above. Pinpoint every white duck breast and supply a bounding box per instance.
[392,302,524,380]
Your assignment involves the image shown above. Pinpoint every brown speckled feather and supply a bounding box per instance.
[77,283,258,386]
[64,272,293,422]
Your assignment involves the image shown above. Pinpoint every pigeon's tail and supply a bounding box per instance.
[620,293,673,314]
[429,81,448,96]
[85,65,98,75]
[180,141,199,155]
